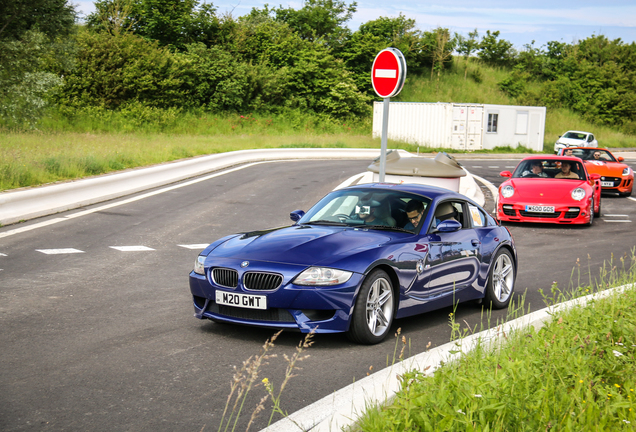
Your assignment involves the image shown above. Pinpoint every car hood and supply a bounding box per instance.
[504,178,589,203]
[583,161,627,176]
[208,225,393,266]
[557,138,585,146]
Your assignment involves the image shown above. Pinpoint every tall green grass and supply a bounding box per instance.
[352,252,636,431]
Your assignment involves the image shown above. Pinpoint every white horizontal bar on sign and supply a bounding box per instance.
[375,69,397,78]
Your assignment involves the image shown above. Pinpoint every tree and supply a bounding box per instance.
[455,28,478,79]
[87,0,226,50]
[269,0,357,47]
[0,0,77,128]
[430,27,454,82]
[478,30,515,67]
[0,0,76,41]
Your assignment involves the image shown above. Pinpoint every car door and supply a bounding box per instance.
[407,200,481,300]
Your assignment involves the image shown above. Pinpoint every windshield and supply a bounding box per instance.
[563,132,588,140]
[568,148,616,162]
[299,188,432,232]
[512,159,585,180]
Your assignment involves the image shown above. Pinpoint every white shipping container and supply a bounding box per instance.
[373,101,546,151]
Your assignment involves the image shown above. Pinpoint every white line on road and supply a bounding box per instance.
[0,253,7,256]
[178,244,211,250]
[471,165,483,168]
[603,220,632,223]
[488,166,500,168]
[603,214,629,217]
[109,246,155,252]
[36,248,85,255]
[629,197,636,203]
[0,162,269,240]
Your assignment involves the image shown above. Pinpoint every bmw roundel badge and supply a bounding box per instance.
[241,261,249,268]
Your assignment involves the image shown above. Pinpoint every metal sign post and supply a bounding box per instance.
[371,48,407,182]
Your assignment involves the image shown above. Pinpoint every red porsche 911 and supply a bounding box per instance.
[497,156,602,225]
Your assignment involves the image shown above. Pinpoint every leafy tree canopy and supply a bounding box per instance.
[0,0,77,41]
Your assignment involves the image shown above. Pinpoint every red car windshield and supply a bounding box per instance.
[513,160,584,179]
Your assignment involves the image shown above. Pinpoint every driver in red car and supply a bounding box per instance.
[522,161,549,178]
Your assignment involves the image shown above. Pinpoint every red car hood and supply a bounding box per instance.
[504,178,589,204]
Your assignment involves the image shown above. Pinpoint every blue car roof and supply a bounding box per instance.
[342,182,464,201]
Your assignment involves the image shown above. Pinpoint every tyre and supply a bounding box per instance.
[595,197,602,217]
[619,189,632,197]
[347,269,395,344]
[587,197,595,226]
[484,249,515,309]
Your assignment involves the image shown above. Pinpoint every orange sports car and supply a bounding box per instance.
[558,147,633,197]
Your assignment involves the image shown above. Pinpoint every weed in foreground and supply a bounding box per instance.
[218,329,314,432]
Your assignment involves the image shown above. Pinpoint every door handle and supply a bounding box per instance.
[471,239,481,246]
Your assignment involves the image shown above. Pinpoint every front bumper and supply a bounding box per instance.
[599,176,633,194]
[188,260,364,333]
[497,201,591,224]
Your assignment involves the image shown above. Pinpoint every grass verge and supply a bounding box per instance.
[351,252,636,431]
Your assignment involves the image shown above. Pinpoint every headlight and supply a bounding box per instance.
[571,188,586,201]
[501,185,515,198]
[293,267,353,286]
[193,255,206,275]
[623,167,631,176]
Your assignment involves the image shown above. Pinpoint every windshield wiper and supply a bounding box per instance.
[301,220,348,226]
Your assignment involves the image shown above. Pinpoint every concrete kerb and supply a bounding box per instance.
[0,148,485,226]
[263,283,635,432]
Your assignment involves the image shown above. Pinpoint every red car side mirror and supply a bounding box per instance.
[618,156,625,162]
[500,171,512,178]
[589,173,601,181]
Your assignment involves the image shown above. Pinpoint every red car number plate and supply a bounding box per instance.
[525,205,555,213]
[216,291,267,310]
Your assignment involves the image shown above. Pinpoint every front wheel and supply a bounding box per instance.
[347,269,395,344]
[484,249,515,309]
[587,197,595,226]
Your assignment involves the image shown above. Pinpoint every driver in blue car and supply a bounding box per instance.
[353,199,392,226]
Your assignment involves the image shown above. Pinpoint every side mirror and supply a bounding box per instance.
[618,156,625,162]
[589,173,601,181]
[437,220,462,232]
[290,210,305,223]
[500,171,512,178]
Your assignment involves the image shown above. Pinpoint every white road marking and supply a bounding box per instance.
[488,166,500,168]
[36,248,85,255]
[472,165,483,168]
[628,197,636,203]
[0,253,7,256]
[603,220,632,223]
[178,244,210,250]
[0,162,270,239]
[505,166,516,168]
[603,214,629,217]
[109,246,155,252]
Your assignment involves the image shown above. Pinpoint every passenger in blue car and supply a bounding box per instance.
[404,199,424,231]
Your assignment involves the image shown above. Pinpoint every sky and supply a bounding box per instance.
[73,0,636,50]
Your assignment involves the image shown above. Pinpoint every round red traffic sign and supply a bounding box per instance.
[371,48,406,98]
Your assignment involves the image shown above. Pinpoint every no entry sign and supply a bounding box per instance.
[371,48,407,98]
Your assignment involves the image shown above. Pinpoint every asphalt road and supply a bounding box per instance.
[1,156,636,431]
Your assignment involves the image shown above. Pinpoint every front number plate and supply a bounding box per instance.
[601,181,614,187]
[525,205,555,213]
[216,291,267,310]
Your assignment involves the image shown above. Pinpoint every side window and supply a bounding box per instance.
[468,205,485,227]
[430,200,466,231]
[487,113,498,133]
[588,135,594,142]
